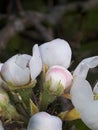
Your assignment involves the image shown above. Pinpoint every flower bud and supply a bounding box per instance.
[39,38,72,68]
[45,65,73,95]
[0,44,42,89]
[0,90,9,107]
[27,112,62,130]
[1,54,31,87]
[0,89,21,120]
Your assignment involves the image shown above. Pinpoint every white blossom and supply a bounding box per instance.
[70,56,98,130]
[1,44,42,87]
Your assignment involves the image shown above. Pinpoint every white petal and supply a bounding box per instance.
[70,77,93,112]
[0,121,4,130]
[22,54,31,61]
[29,44,42,80]
[39,38,72,68]
[27,112,62,130]
[0,63,3,71]
[93,82,98,94]
[70,77,98,130]
[71,79,98,130]
[15,54,31,68]
[1,58,30,86]
[6,55,18,63]
[73,56,98,79]
[78,101,98,130]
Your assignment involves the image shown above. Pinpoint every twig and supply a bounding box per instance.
[0,0,98,52]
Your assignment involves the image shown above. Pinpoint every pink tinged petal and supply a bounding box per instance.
[93,82,98,94]
[70,77,93,112]
[73,56,98,79]
[45,65,73,91]
[39,38,72,68]
[1,55,30,86]
[29,44,42,80]
[27,112,62,130]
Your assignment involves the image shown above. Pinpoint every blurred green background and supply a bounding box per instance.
[0,0,98,129]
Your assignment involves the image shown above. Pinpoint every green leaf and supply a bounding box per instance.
[17,87,32,113]
[30,99,39,115]
[73,119,91,130]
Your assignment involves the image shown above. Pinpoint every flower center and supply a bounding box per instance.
[94,93,98,100]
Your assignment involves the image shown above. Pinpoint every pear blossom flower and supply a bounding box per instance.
[39,38,73,95]
[39,38,72,68]
[45,65,73,95]
[0,44,42,87]
[27,112,62,130]
[70,56,98,130]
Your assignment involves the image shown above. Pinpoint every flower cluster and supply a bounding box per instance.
[0,38,98,130]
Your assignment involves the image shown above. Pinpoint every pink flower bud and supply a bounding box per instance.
[27,112,62,130]
[45,65,73,95]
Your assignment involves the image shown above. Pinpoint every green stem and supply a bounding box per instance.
[39,90,56,111]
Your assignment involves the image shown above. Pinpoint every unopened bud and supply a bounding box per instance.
[45,65,73,95]
[27,112,62,130]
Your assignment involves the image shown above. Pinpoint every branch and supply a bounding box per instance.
[0,0,98,52]
[46,0,98,24]
[33,21,53,41]
[0,10,53,52]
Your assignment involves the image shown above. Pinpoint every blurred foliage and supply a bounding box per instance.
[22,0,46,11]
[62,119,91,130]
